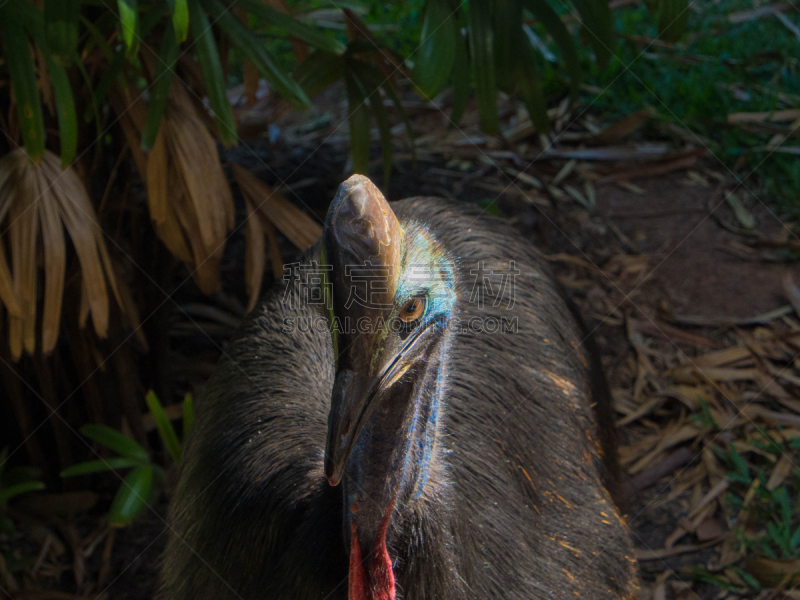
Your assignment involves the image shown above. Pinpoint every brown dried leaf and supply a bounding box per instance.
[244,196,266,313]
[232,164,322,249]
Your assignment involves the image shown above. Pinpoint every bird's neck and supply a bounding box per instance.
[343,343,448,551]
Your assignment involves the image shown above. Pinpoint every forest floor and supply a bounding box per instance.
[5,86,800,600]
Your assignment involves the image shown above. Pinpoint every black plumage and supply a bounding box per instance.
[160,177,638,600]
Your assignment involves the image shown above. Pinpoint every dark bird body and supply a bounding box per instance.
[161,179,638,600]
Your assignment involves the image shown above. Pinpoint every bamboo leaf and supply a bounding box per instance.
[345,70,370,175]
[145,390,182,464]
[202,0,310,109]
[572,0,614,67]
[295,50,346,98]
[350,63,393,185]
[60,457,144,478]
[0,481,45,505]
[235,0,346,55]
[413,0,457,99]
[0,5,46,162]
[450,19,469,126]
[468,0,498,134]
[657,0,689,43]
[141,27,179,151]
[517,36,549,133]
[108,466,152,527]
[117,0,140,57]
[188,0,238,146]
[45,0,81,66]
[521,0,581,95]
[45,58,78,166]
[81,424,149,463]
[169,0,190,43]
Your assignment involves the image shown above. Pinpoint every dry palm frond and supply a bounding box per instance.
[232,164,321,311]
[0,149,123,360]
[110,84,235,294]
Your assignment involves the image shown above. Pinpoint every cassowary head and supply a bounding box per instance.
[322,176,456,600]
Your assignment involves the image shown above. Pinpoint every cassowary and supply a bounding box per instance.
[160,175,638,600]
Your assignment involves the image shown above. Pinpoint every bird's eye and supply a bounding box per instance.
[398,296,427,326]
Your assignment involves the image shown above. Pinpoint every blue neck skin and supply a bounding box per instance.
[342,337,448,553]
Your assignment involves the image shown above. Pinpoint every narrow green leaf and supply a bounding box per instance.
[81,424,149,463]
[0,481,45,504]
[60,457,143,478]
[236,0,346,55]
[182,392,194,437]
[140,2,170,38]
[521,0,581,96]
[141,27,179,151]
[45,0,81,66]
[365,77,392,186]
[517,38,549,133]
[117,0,139,57]
[791,525,800,550]
[657,0,689,43]
[492,0,520,93]
[2,466,42,487]
[450,20,469,126]
[572,0,614,67]
[345,71,371,176]
[468,0,498,135]
[412,0,457,99]
[378,77,415,163]
[87,49,124,123]
[188,0,238,146]
[46,57,78,166]
[108,466,152,527]
[170,0,190,43]
[202,0,310,109]
[0,6,46,162]
[145,390,182,464]
[295,50,346,98]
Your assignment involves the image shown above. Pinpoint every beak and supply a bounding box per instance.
[323,318,447,487]
[324,369,378,486]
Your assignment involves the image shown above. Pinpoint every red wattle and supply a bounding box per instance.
[347,506,396,600]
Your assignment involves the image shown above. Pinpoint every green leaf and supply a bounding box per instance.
[182,392,194,437]
[188,0,238,146]
[450,21,469,126]
[295,50,346,98]
[520,0,581,96]
[117,0,139,57]
[141,27,179,151]
[517,35,549,133]
[657,0,689,43]
[345,70,371,176]
[45,0,81,66]
[572,0,614,67]
[46,58,78,166]
[169,0,190,43]
[60,457,144,478]
[366,80,392,186]
[108,466,152,527]
[492,0,520,93]
[412,0,457,99]
[0,5,46,162]
[377,76,416,163]
[0,481,45,505]
[2,465,43,487]
[145,390,182,464]
[791,525,800,550]
[81,424,149,463]
[235,0,346,55]
[203,0,310,109]
[468,0,498,134]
